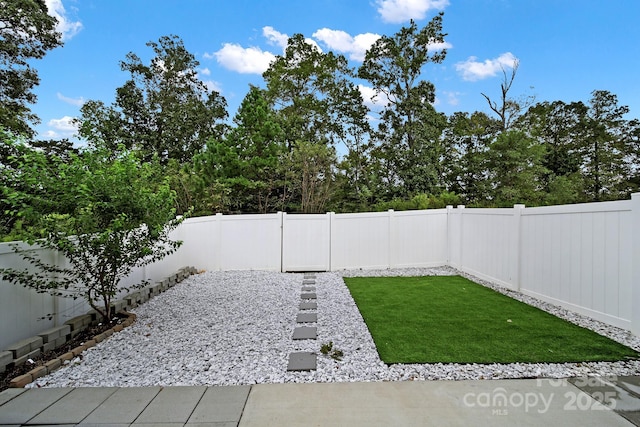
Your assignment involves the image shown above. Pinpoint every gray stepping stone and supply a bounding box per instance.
[287,352,317,371]
[296,313,317,323]
[301,292,317,299]
[292,326,317,340]
[299,302,317,310]
[302,279,316,285]
[301,286,316,292]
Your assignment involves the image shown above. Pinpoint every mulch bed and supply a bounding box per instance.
[0,313,128,392]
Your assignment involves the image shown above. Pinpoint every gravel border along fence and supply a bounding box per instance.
[28,267,640,388]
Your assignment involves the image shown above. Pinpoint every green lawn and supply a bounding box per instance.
[343,275,639,364]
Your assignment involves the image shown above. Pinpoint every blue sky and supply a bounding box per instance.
[34,0,640,140]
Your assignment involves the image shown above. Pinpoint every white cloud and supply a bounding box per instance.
[45,0,82,40]
[263,26,322,53]
[428,40,452,51]
[263,26,289,50]
[202,79,223,93]
[210,43,276,75]
[46,116,78,138]
[56,92,84,106]
[209,26,326,77]
[194,68,221,92]
[442,90,461,106]
[313,29,380,62]
[376,0,449,23]
[455,52,518,81]
[358,84,390,109]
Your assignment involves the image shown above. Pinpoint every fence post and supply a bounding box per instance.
[215,213,223,271]
[279,212,286,272]
[446,205,453,265]
[388,209,394,269]
[513,204,525,292]
[632,193,640,336]
[457,205,465,270]
[326,212,333,272]
[329,212,336,271]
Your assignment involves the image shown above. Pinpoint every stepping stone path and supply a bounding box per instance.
[287,273,318,372]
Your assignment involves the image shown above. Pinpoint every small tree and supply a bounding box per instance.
[1,143,185,321]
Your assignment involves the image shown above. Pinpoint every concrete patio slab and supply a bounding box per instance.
[238,380,632,427]
[569,376,640,412]
[79,386,162,425]
[186,385,250,424]
[292,327,317,340]
[28,387,118,425]
[0,388,25,406]
[0,388,72,424]
[569,375,640,425]
[133,386,206,424]
[0,378,637,426]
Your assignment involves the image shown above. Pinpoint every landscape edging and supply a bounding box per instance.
[6,266,197,388]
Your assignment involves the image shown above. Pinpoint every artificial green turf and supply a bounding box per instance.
[343,275,640,364]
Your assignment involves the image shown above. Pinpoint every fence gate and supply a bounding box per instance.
[281,213,331,272]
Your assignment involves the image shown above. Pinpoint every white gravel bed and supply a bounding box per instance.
[28,268,640,388]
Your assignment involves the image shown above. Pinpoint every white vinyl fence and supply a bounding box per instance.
[447,197,640,332]
[2,193,640,350]
[0,235,185,351]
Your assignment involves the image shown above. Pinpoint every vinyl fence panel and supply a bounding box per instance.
[519,201,634,329]
[389,209,448,268]
[453,207,522,291]
[3,193,640,351]
[282,213,331,272]
[330,211,392,270]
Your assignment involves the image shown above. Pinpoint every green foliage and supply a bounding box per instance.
[1,130,79,240]
[193,86,288,214]
[288,140,337,213]
[262,33,369,210]
[516,93,638,203]
[579,90,634,201]
[320,341,333,355]
[485,130,548,206]
[358,14,449,199]
[0,0,62,137]
[0,143,185,321]
[78,35,227,163]
[320,341,344,361]
[441,111,498,205]
[264,34,367,149]
[375,192,461,212]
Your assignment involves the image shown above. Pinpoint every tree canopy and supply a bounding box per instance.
[1,137,184,321]
[2,9,639,226]
[78,35,227,163]
[0,0,62,137]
